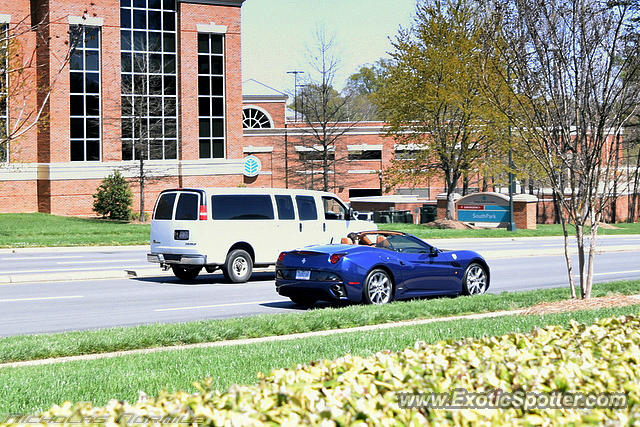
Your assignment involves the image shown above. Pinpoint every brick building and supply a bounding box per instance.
[0,0,636,223]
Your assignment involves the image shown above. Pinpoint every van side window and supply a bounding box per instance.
[275,195,295,220]
[175,193,199,220]
[154,193,176,220]
[322,196,346,220]
[296,195,317,221]
[212,195,275,220]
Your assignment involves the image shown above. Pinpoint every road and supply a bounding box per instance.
[0,235,639,336]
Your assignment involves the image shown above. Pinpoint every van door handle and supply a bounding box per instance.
[299,223,302,232]
[323,223,326,232]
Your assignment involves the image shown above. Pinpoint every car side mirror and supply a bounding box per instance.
[429,247,439,257]
[347,207,356,220]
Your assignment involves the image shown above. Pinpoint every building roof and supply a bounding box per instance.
[242,79,288,101]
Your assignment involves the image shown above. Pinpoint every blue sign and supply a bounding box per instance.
[243,155,262,177]
[458,209,510,223]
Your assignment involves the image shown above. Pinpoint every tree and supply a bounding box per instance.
[343,61,387,121]
[483,0,640,298]
[293,28,360,192]
[93,171,133,220]
[0,14,78,163]
[376,0,510,219]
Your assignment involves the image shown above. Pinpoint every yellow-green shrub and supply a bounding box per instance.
[4,314,640,426]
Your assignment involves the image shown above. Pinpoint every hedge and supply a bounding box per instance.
[4,313,639,425]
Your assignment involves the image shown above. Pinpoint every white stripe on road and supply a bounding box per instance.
[0,256,84,261]
[56,259,134,265]
[594,269,640,276]
[0,295,84,303]
[155,300,287,312]
[4,266,150,274]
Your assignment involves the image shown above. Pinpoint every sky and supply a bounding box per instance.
[241,0,417,96]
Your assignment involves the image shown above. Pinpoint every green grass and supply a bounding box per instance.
[0,213,150,247]
[381,222,640,238]
[1,304,638,416]
[1,280,639,364]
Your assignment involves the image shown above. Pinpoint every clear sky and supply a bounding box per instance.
[241,0,417,96]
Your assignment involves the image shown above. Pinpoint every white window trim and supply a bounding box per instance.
[68,16,104,26]
[196,22,227,34]
[394,143,429,151]
[243,146,273,153]
[0,14,10,23]
[347,144,383,152]
[242,104,274,128]
[294,145,336,152]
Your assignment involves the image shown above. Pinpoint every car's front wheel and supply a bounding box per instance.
[363,269,393,305]
[462,263,488,295]
[223,249,253,283]
[171,266,202,281]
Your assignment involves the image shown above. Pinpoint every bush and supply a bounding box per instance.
[92,171,133,220]
[9,313,640,425]
[130,211,150,222]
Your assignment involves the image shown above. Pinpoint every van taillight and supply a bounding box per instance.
[199,205,208,220]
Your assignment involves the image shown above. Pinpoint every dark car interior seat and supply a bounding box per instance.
[360,235,373,245]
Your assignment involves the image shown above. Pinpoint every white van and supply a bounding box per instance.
[147,187,374,282]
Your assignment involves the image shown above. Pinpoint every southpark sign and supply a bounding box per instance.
[456,192,511,224]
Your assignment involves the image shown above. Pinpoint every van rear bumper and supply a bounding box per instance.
[147,253,207,266]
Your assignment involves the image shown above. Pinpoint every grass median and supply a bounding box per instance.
[1,304,638,416]
[1,279,639,364]
[1,213,638,248]
[0,213,149,248]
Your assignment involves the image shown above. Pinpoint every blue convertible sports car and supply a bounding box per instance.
[275,230,490,307]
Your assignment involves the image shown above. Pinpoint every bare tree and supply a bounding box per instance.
[117,53,173,222]
[0,14,79,163]
[292,28,360,192]
[484,0,640,298]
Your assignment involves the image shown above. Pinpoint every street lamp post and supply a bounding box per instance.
[287,70,304,121]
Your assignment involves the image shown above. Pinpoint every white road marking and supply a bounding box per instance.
[0,295,84,303]
[4,266,149,274]
[56,259,133,265]
[155,300,287,312]
[594,269,640,276]
[0,256,84,261]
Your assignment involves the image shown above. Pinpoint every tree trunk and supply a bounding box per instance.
[584,215,599,299]
[557,191,576,299]
[575,223,586,299]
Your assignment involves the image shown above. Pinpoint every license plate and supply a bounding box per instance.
[296,270,311,280]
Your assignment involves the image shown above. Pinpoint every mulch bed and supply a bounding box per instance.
[522,294,640,315]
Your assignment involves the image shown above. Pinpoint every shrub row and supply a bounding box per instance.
[4,313,640,425]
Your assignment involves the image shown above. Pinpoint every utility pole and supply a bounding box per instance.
[287,70,304,121]
[507,64,516,231]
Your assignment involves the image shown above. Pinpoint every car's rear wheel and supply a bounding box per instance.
[223,249,253,283]
[171,266,202,281]
[289,295,317,308]
[363,269,393,305]
[462,263,488,295]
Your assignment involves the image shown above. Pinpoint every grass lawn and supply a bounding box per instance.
[1,213,638,248]
[1,304,638,415]
[1,279,639,364]
[381,222,640,239]
[0,213,150,247]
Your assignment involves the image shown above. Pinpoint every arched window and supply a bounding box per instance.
[242,107,273,129]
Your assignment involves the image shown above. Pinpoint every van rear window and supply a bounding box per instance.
[211,195,274,220]
[175,193,199,220]
[154,193,176,220]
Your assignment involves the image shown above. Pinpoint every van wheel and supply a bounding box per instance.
[223,249,253,283]
[171,266,202,281]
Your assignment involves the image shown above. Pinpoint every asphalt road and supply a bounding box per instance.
[0,235,639,337]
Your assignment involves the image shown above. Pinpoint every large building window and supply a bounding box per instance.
[121,0,177,160]
[242,107,271,129]
[198,33,225,158]
[0,23,7,163]
[69,25,101,161]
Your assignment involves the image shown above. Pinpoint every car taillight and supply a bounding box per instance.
[329,253,346,264]
[199,205,207,220]
[277,252,286,263]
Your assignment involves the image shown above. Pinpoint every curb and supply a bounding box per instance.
[0,308,526,369]
[0,245,148,255]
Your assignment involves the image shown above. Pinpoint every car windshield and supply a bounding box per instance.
[383,235,431,253]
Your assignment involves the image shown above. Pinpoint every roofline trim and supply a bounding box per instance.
[179,0,245,6]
